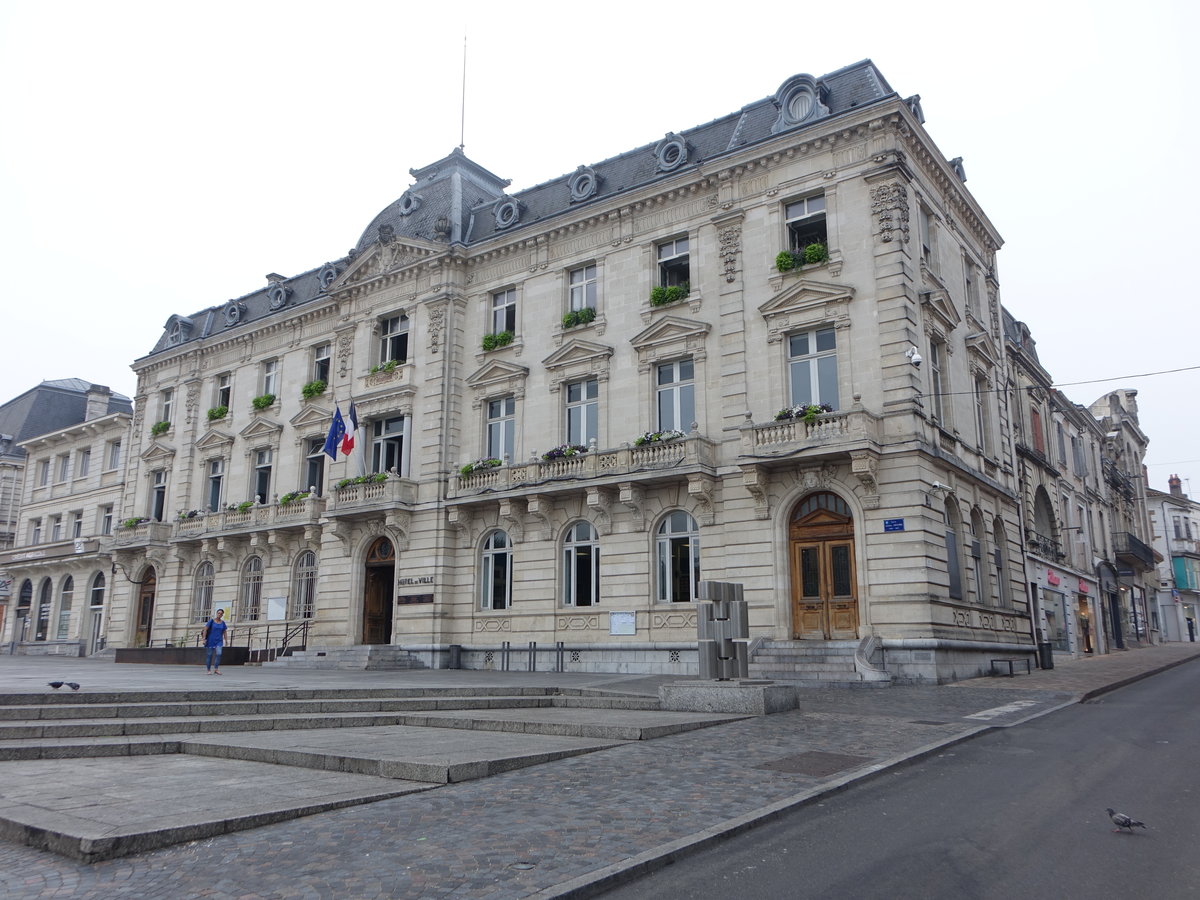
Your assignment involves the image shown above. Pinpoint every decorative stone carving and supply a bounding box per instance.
[851,451,880,509]
[336,328,354,378]
[718,224,741,284]
[654,133,689,173]
[568,165,600,203]
[494,197,522,230]
[222,300,246,327]
[618,482,645,532]
[267,284,290,310]
[475,619,512,633]
[447,507,471,549]
[652,612,698,630]
[870,182,910,244]
[317,263,339,291]
[771,74,830,133]
[428,305,445,354]
[397,190,422,216]
[498,499,525,544]
[741,465,769,520]
[586,486,614,535]
[556,616,599,631]
[185,384,199,426]
[687,474,716,526]
[526,496,552,542]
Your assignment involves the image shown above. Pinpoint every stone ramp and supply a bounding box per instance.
[0,755,432,864]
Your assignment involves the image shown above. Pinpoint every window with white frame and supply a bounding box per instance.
[787,328,839,409]
[568,264,597,311]
[928,338,949,426]
[562,521,600,607]
[56,454,70,483]
[252,449,272,502]
[565,379,598,447]
[371,415,410,475]
[37,459,50,486]
[785,194,827,253]
[657,236,690,288]
[106,439,122,470]
[77,448,91,478]
[215,373,232,408]
[974,374,993,455]
[480,530,513,611]
[305,438,325,494]
[100,505,113,535]
[291,550,318,619]
[35,578,51,640]
[918,204,937,271]
[491,289,516,335]
[160,388,174,426]
[992,517,1010,607]
[57,576,74,640]
[261,360,279,398]
[486,398,516,461]
[90,572,105,607]
[50,515,62,542]
[379,314,410,365]
[969,508,988,605]
[192,561,214,622]
[71,511,83,539]
[963,256,981,320]
[30,518,41,545]
[207,458,225,511]
[656,359,695,433]
[944,499,964,601]
[312,344,331,383]
[656,511,700,603]
[242,556,263,621]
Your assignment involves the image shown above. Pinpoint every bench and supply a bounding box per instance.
[990,657,1032,677]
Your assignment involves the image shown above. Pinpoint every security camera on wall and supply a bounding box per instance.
[905,346,923,367]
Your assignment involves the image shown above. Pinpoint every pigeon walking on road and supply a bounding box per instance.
[47,681,64,689]
[66,682,80,691]
[1107,808,1147,832]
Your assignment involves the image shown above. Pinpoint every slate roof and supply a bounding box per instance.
[147,60,896,358]
[0,381,133,462]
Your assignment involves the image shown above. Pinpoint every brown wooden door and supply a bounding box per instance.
[136,570,156,647]
[362,537,395,645]
[789,493,858,640]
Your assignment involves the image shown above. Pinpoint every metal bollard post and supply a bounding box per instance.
[555,641,565,672]
[528,641,537,672]
[501,640,510,671]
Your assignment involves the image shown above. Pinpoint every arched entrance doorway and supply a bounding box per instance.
[363,537,395,645]
[788,491,858,639]
[136,568,156,647]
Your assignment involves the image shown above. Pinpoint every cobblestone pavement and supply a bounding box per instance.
[0,643,1196,899]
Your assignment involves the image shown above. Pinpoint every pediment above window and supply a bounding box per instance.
[920,283,962,333]
[140,442,176,464]
[542,339,614,383]
[758,279,854,343]
[466,359,530,406]
[335,238,440,290]
[965,330,999,369]
[195,429,234,453]
[629,315,711,372]
[239,417,283,445]
[289,405,333,432]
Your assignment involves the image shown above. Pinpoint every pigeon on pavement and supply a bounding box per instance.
[66,682,81,691]
[1107,808,1147,832]
[47,681,64,689]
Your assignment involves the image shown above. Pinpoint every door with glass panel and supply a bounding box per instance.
[788,492,858,639]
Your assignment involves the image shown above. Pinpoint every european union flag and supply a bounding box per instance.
[323,406,345,460]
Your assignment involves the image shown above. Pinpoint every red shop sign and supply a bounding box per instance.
[1046,570,1062,586]
[1078,580,1089,593]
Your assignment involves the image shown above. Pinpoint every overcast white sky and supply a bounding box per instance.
[0,0,1195,492]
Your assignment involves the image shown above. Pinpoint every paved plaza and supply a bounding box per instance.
[0,644,1197,899]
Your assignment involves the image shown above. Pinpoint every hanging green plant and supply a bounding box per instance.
[481,331,514,351]
[206,406,228,422]
[150,421,170,437]
[301,380,327,400]
[252,393,276,410]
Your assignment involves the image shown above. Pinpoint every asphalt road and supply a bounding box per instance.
[599,660,1200,900]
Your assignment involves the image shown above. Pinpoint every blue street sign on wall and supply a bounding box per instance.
[883,518,905,532]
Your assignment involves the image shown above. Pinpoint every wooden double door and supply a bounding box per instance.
[789,492,859,640]
[363,537,395,645]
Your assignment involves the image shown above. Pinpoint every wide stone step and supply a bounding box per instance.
[755,646,858,657]
[0,685,561,707]
[748,660,857,673]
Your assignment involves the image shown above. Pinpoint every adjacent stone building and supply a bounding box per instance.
[1146,475,1199,642]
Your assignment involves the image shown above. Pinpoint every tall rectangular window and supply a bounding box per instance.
[785,194,827,252]
[1055,423,1068,464]
[100,505,113,535]
[657,237,690,288]
[568,265,597,311]
[371,416,410,475]
[215,373,232,408]
[30,518,41,545]
[491,289,516,335]
[963,256,981,320]
[787,327,839,409]
[929,339,948,425]
[208,459,224,511]
[71,511,83,539]
[656,359,695,433]
[106,440,122,470]
[1030,407,1045,454]
[486,398,516,461]
[151,470,167,521]
[1071,435,1087,476]
[312,345,331,383]
[306,438,326,494]
[160,388,173,426]
[261,360,278,398]
[253,449,272,502]
[565,379,598,446]
[56,454,70,483]
[974,375,992,455]
[38,459,50,486]
[77,448,91,478]
[919,205,937,271]
[379,314,410,364]
[50,515,62,542]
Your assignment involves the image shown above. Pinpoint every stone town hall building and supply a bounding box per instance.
[95,61,1031,681]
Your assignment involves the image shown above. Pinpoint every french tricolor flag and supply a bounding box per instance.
[341,401,358,457]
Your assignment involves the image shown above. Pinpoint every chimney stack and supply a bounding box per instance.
[1168,473,1184,498]
[84,384,112,421]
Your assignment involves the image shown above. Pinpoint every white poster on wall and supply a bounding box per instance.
[266,596,287,621]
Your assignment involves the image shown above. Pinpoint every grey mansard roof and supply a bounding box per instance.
[0,380,133,461]
[147,60,896,358]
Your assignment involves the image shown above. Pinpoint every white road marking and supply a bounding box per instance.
[963,699,1040,720]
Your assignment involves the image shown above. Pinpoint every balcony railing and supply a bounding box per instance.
[449,435,716,499]
[740,408,880,457]
[1102,458,1136,501]
[173,496,325,540]
[111,521,173,546]
[1113,531,1155,570]
[1169,536,1200,557]
[1025,529,1064,561]
[325,477,417,513]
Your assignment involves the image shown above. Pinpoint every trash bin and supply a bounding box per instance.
[1037,641,1054,670]
[447,644,462,670]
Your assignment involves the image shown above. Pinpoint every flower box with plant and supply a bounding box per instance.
[633,429,685,447]
[775,242,829,272]
[334,473,389,490]
[368,360,401,375]
[774,402,834,424]
[301,380,326,400]
[225,500,255,513]
[481,330,514,352]
[561,307,597,329]
[459,458,503,476]
[542,443,588,461]
[206,405,228,422]
[279,491,311,506]
[178,509,205,520]
[251,393,276,411]
[120,516,150,530]
[649,283,690,307]
[150,421,170,437]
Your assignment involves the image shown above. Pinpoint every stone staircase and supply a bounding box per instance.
[748,639,892,688]
[263,644,428,670]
